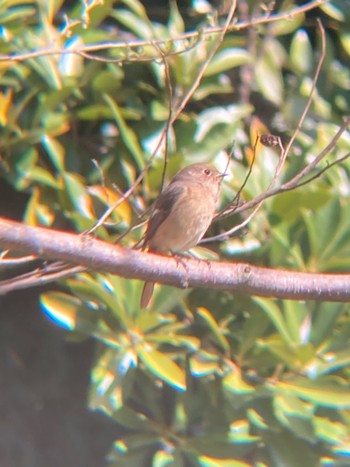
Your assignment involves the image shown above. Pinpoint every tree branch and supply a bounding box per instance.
[1,217,350,302]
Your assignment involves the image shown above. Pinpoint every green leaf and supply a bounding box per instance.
[41,134,65,172]
[92,69,124,92]
[103,93,144,169]
[239,308,271,356]
[283,301,310,345]
[198,456,251,467]
[319,2,346,21]
[310,302,345,347]
[111,1,155,39]
[60,172,94,221]
[275,377,350,408]
[197,307,229,351]
[223,371,255,395]
[40,291,99,334]
[190,351,220,377]
[273,394,315,442]
[205,49,251,76]
[304,198,350,271]
[137,344,186,391]
[270,12,305,36]
[263,431,319,467]
[0,5,36,24]
[255,40,285,105]
[153,450,176,467]
[305,347,350,379]
[111,406,153,431]
[77,104,113,120]
[253,298,295,347]
[229,419,260,444]
[314,416,348,444]
[290,30,313,75]
[168,0,184,35]
[272,187,331,224]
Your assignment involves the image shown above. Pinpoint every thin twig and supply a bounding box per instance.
[0,1,328,63]
[286,151,350,191]
[0,262,85,295]
[154,42,173,191]
[274,19,326,180]
[216,116,350,224]
[215,135,259,221]
[0,253,38,268]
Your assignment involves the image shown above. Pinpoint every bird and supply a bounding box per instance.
[140,162,225,308]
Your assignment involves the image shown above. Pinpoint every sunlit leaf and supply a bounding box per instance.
[41,134,65,172]
[103,93,144,169]
[137,344,186,391]
[198,456,251,467]
[223,371,255,395]
[290,29,313,75]
[197,307,229,351]
[152,450,176,467]
[40,291,99,333]
[319,2,346,21]
[190,351,220,377]
[168,0,184,35]
[111,406,154,431]
[88,185,132,224]
[0,88,12,125]
[314,415,348,444]
[273,394,315,442]
[61,172,94,218]
[229,419,260,444]
[253,298,295,347]
[255,42,284,105]
[205,49,251,76]
[275,377,350,408]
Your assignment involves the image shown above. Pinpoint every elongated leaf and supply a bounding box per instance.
[275,377,350,408]
[253,298,295,347]
[104,93,144,168]
[205,49,251,76]
[197,307,229,351]
[137,344,186,391]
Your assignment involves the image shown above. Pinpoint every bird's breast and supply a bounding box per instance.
[149,186,216,253]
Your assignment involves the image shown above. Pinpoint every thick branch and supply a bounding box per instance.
[0,217,349,302]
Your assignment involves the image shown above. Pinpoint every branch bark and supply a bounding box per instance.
[1,217,350,302]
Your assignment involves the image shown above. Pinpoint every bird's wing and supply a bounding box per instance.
[143,182,186,246]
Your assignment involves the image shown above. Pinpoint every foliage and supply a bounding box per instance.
[1,0,350,465]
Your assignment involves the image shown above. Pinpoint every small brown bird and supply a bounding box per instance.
[140,162,224,308]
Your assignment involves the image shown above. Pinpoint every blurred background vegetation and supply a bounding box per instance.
[1,0,350,465]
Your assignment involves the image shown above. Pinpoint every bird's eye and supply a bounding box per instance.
[204,168,211,175]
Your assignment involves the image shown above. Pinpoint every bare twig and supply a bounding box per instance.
[291,151,350,189]
[0,252,38,268]
[0,1,328,63]
[0,261,85,294]
[155,43,173,191]
[275,19,326,180]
